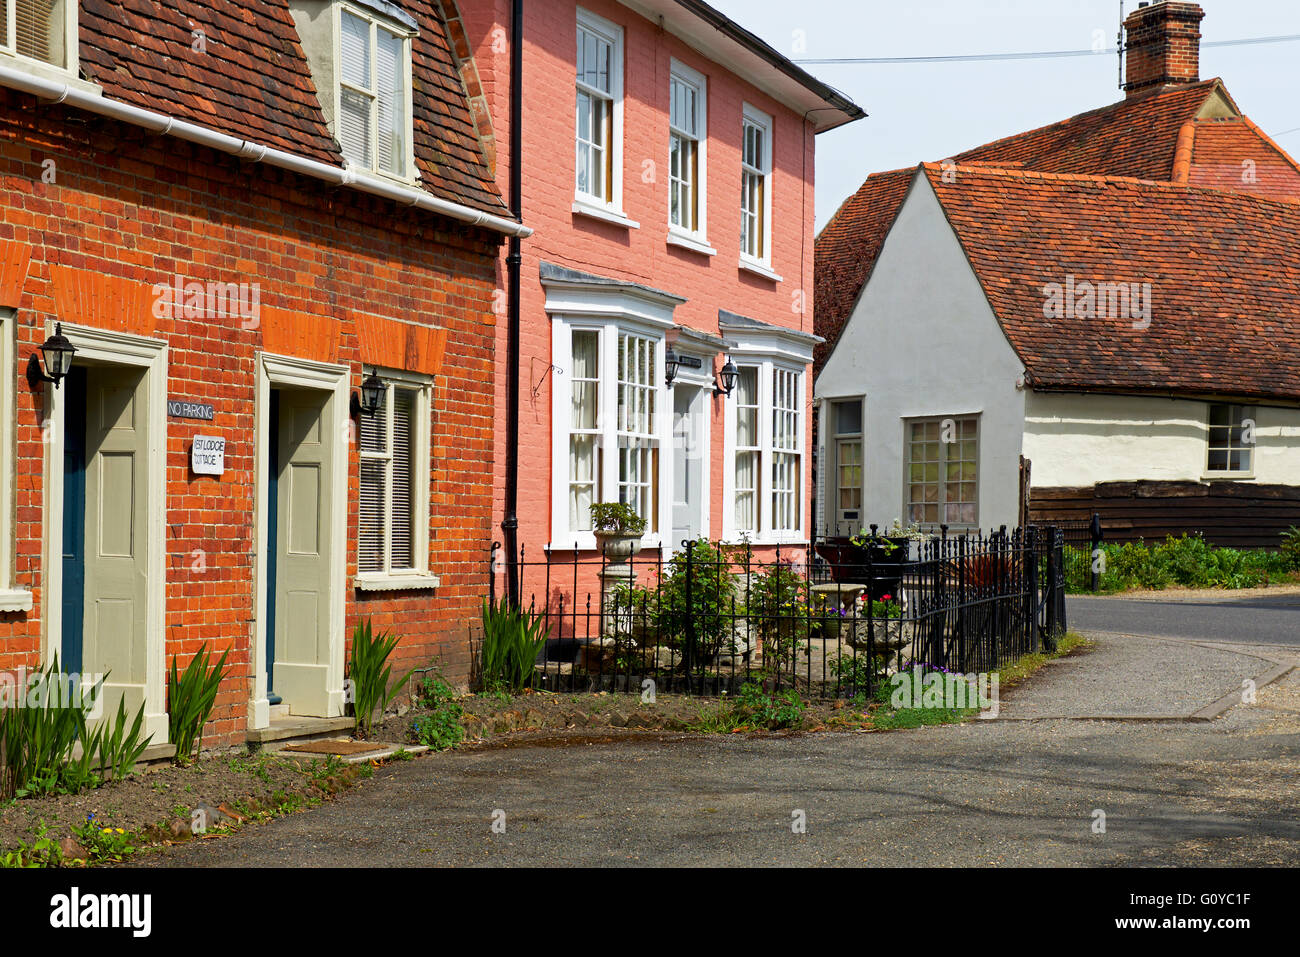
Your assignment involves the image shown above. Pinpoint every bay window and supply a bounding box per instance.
[725,360,807,542]
[556,321,668,543]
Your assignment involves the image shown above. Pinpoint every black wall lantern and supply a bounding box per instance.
[664,348,682,386]
[32,323,77,388]
[356,367,386,416]
[713,357,739,397]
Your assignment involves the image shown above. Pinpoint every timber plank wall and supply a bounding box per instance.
[1029,481,1300,549]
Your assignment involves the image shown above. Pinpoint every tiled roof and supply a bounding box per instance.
[1184,117,1300,202]
[77,0,507,217]
[952,80,1217,181]
[924,164,1300,403]
[814,79,1300,381]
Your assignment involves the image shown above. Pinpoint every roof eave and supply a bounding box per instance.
[617,0,865,132]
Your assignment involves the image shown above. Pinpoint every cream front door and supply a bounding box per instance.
[272,389,335,716]
[82,364,150,722]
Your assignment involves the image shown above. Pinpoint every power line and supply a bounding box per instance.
[794,32,1300,66]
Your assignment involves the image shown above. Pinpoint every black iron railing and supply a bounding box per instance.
[488,526,1068,699]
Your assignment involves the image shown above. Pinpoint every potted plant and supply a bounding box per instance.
[589,502,647,560]
[816,521,919,595]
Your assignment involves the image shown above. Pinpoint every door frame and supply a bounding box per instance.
[251,352,349,729]
[670,382,710,550]
[41,322,169,743]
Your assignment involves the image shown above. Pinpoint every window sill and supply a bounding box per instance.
[0,55,102,95]
[739,257,783,283]
[548,537,664,554]
[666,230,717,257]
[1202,472,1255,482]
[572,200,640,230]
[0,587,32,613]
[353,573,441,593]
[347,163,421,189]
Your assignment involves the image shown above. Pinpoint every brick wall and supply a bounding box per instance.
[455,0,819,569]
[0,89,501,746]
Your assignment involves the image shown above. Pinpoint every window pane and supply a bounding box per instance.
[339,87,373,169]
[569,435,597,531]
[358,458,386,573]
[388,389,416,570]
[340,11,370,87]
[15,0,64,67]
[834,400,862,435]
[360,394,386,453]
[376,29,406,176]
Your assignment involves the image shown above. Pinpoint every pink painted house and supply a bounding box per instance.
[445,0,862,592]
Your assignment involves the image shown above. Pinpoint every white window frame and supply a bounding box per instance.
[574,8,631,226]
[0,309,29,611]
[0,0,83,82]
[903,414,980,530]
[829,396,865,536]
[551,318,673,551]
[667,59,711,253]
[739,103,774,275]
[1204,403,1256,478]
[354,367,437,590]
[333,1,417,183]
[723,356,807,545]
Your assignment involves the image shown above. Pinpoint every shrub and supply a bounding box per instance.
[589,502,647,537]
[830,651,887,696]
[347,619,415,737]
[479,599,549,693]
[167,643,231,765]
[654,539,740,663]
[747,560,810,672]
[1282,527,1300,570]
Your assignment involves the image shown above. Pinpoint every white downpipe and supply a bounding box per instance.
[0,63,532,237]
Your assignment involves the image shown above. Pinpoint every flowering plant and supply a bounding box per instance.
[859,593,902,619]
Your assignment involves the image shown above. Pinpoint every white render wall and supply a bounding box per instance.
[815,174,1028,532]
[1024,391,1300,487]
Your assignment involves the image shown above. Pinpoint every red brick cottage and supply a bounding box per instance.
[444,0,862,608]
[0,0,527,747]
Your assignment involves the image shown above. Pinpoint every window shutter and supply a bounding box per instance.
[389,389,416,570]
[339,12,372,168]
[375,29,405,176]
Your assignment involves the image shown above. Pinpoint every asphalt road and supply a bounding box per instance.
[1069,593,1300,646]
[140,645,1300,868]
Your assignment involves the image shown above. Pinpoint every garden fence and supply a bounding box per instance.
[489,525,1069,699]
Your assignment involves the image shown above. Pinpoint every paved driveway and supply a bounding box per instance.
[1069,593,1300,647]
[139,633,1300,868]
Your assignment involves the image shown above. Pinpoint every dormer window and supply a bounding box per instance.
[1,0,74,70]
[336,4,414,179]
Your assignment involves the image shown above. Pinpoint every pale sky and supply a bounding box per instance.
[706,0,1300,231]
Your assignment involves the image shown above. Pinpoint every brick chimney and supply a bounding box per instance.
[1123,1,1205,97]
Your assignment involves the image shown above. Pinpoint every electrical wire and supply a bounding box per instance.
[794,32,1300,66]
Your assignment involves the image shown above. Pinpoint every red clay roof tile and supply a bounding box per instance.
[77,0,507,218]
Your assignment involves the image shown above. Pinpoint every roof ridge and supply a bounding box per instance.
[921,161,1300,209]
[951,78,1216,161]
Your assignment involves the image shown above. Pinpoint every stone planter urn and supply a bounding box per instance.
[595,532,643,638]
